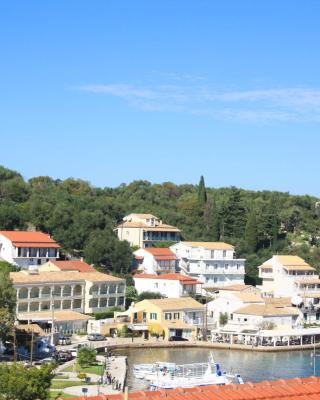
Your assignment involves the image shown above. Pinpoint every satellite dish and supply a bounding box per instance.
[291,295,303,306]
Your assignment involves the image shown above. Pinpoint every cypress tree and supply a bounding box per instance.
[245,208,258,252]
[198,175,207,206]
[223,187,246,238]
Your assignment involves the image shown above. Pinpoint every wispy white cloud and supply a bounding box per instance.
[74,82,320,123]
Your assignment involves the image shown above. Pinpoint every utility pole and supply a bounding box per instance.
[51,283,55,346]
[30,331,34,364]
[13,327,17,363]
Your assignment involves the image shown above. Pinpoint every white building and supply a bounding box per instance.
[258,255,319,298]
[0,231,60,269]
[207,290,265,329]
[133,247,177,274]
[133,273,201,298]
[230,304,302,331]
[258,255,320,324]
[116,213,181,248]
[10,268,126,320]
[170,241,245,292]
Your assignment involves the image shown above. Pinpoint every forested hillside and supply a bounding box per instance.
[1,165,320,283]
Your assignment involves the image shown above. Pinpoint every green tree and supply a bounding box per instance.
[0,363,53,400]
[245,208,258,252]
[0,264,16,342]
[77,347,97,367]
[125,286,138,308]
[137,291,162,301]
[84,230,132,274]
[221,187,246,239]
[219,312,228,326]
[197,175,207,207]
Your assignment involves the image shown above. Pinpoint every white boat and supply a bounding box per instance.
[148,359,244,390]
[133,361,177,379]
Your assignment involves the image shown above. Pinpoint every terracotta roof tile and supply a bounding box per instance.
[66,377,320,400]
[0,231,60,248]
[51,260,95,272]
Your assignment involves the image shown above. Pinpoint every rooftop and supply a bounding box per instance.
[135,297,204,311]
[143,247,177,260]
[232,292,264,303]
[205,284,254,293]
[117,221,180,232]
[234,304,300,317]
[10,270,123,284]
[50,260,95,272]
[0,231,60,248]
[133,273,200,285]
[18,310,91,322]
[181,241,234,250]
[67,376,320,400]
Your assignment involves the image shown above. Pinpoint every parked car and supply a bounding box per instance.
[54,350,73,363]
[59,336,71,345]
[87,333,106,341]
[168,336,189,342]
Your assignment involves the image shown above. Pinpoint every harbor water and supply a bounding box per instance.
[114,347,320,391]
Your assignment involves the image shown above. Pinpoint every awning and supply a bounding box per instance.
[128,324,148,331]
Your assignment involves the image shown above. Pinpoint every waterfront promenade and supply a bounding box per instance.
[68,335,320,353]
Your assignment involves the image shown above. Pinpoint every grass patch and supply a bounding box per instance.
[50,380,94,389]
[53,374,70,380]
[61,363,104,375]
[49,392,76,399]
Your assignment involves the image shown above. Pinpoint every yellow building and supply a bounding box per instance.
[123,297,204,339]
[116,213,181,248]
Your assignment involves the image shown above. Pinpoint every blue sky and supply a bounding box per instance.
[1,1,320,195]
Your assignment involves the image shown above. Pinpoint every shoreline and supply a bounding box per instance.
[101,340,320,353]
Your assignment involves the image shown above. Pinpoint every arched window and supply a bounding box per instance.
[73,285,82,296]
[42,287,51,297]
[63,286,72,296]
[18,288,28,299]
[53,286,61,296]
[89,285,99,295]
[30,287,39,298]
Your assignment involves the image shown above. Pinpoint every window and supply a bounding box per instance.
[225,264,229,268]
[214,264,218,269]
[154,283,158,289]
[165,313,172,320]
[210,250,215,258]
[223,250,226,257]
[173,313,180,319]
[150,313,157,320]
[214,277,218,283]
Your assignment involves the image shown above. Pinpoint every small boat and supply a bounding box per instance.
[148,358,244,390]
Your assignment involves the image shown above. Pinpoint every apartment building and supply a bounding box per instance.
[133,247,177,274]
[123,297,204,339]
[258,255,320,323]
[10,268,126,319]
[133,273,201,298]
[116,213,181,248]
[171,241,245,291]
[0,231,60,269]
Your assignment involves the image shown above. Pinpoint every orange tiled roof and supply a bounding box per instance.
[66,376,320,400]
[51,260,95,272]
[144,248,177,260]
[0,231,60,248]
[134,273,200,285]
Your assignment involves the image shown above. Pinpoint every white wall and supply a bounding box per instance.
[134,277,182,298]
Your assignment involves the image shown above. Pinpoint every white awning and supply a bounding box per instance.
[260,327,320,337]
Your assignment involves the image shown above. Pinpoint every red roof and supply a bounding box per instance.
[134,273,200,285]
[144,248,176,261]
[66,376,320,400]
[0,231,60,248]
[51,260,95,272]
